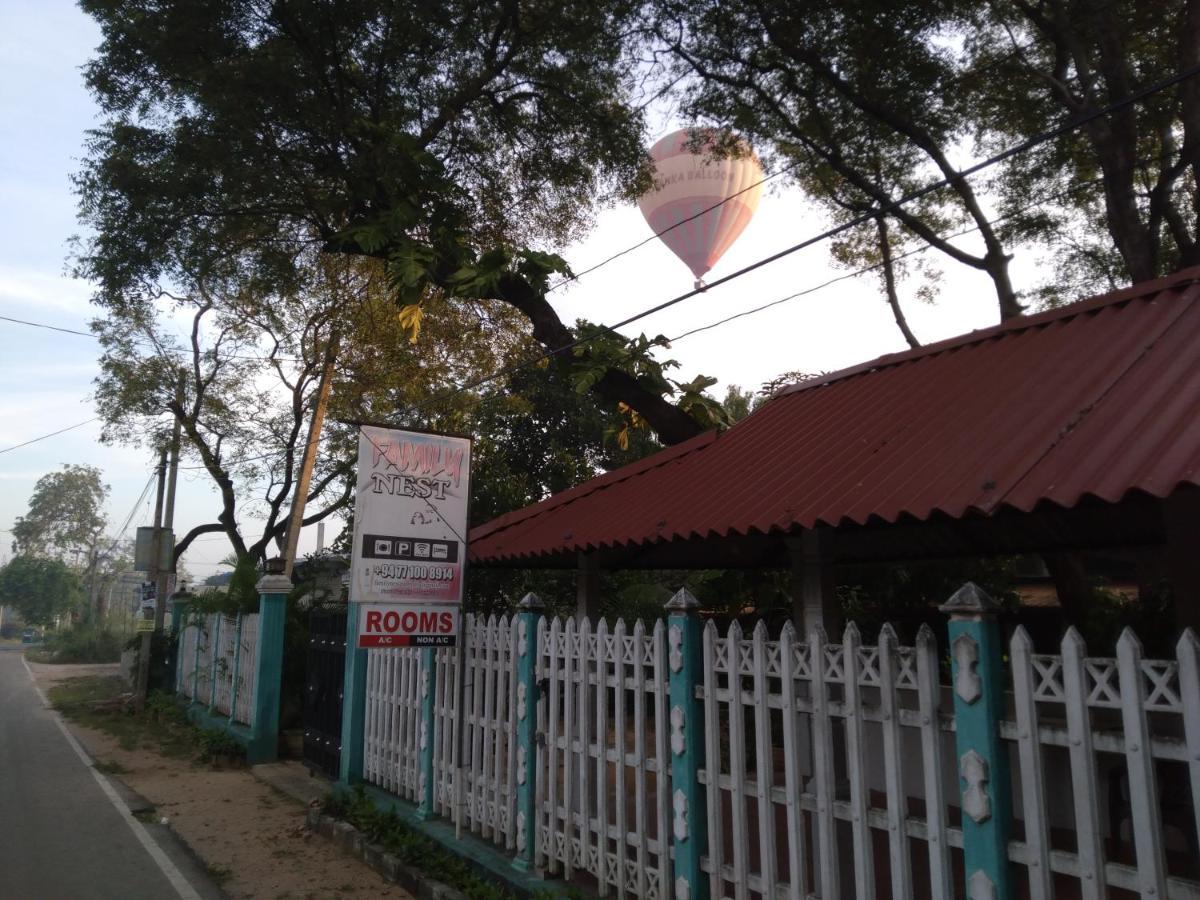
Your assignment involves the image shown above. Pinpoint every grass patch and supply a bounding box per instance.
[206,863,233,885]
[48,676,245,765]
[324,787,514,900]
[93,758,129,775]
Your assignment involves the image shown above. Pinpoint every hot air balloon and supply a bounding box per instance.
[637,129,764,289]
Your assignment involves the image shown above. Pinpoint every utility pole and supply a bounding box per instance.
[281,329,338,579]
[155,371,184,632]
[135,447,168,711]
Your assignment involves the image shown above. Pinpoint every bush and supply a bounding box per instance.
[41,625,123,663]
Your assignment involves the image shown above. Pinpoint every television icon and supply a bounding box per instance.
[431,544,448,560]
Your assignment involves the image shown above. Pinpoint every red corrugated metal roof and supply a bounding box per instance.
[470,268,1200,565]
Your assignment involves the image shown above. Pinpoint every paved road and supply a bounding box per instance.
[0,646,207,899]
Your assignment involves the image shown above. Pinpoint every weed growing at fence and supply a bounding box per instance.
[324,787,513,900]
[29,625,123,663]
[49,676,246,766]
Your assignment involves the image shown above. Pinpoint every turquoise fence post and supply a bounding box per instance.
[666,587,709,900]
[168,586,191,693]
[417,646,437,819]
[339,600,368,785]
[249,558,291,764]
[512,593,545,873]
[941,582,1013,900]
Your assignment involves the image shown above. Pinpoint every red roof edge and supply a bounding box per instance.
[468,428,719,543]
[771,266,1200,402]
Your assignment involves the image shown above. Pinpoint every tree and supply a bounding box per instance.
[965,0,1200,300]
[651,0,1200,317]
[0,556,82,627]
[11,465,109,564]
[75,0,714,447]
[92,248,536,567]
[651,0,1023,327]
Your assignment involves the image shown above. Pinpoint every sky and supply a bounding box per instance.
[0,0,1045,582]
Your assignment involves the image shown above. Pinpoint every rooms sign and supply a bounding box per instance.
[349,425,472,647]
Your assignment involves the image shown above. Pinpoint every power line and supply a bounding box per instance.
[405,61,1200,418]
[98,470,156,560]
[0,418,99,455]
[667,160,1142,345]
[0,314,306,363]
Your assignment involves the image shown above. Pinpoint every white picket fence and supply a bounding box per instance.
[360,613,1200,899]
[177,611,259,726]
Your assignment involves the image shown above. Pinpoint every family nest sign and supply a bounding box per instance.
[350,425,472,648]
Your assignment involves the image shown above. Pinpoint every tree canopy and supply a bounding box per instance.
[76,0,712,446]
[651,0,1200,320]
[0,556,82,627]
[11,465,109,563]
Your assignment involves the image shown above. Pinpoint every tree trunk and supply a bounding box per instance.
[876,216,921,348]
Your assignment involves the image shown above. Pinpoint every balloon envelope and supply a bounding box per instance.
[637,129,764,281]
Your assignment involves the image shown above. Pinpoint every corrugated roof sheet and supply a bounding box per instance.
[470,268,1200,565]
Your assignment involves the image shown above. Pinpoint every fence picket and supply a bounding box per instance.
[841,623,875,900]
[481,615,499,839]
[535,616,549,870]
[702,619,724,900]
[579,616,594,882]
[751,621,779,900]
[726,621,750,900]
[877,625,912,900]
[612,618,628,900]
[915,625,950,899]
[1177,629,1200,876]
[504,616,519,849]
[633,620,650,900]
[1116,629,1168,898]
[1060,628,1105,900]
[596,619,612,896]
[1011,627,1052,900]
[809,625,840,899]
[547,616,562,874]
[651,619,670,900]
[778,622,808,900]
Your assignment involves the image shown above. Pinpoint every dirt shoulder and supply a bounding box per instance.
[32,664,411,900]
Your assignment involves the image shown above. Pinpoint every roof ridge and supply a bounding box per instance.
[773,265,1200,401]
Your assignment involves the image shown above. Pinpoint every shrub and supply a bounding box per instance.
[42,625,123,663]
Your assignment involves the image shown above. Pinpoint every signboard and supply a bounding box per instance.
[136,617,155,634]
[134,527,174,572]
[350,425,471,647]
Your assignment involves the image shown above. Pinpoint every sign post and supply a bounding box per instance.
[340,424,471,791]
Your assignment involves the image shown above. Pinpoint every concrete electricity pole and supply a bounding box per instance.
[281,330,338,579]
[135,447,168,711]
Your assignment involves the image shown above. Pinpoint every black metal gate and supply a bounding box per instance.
[303,608,347,779]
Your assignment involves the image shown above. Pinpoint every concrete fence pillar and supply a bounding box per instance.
[249,559,291,764]
[339,601,369,786]
[941,582,1013,900]
[666,587,709,900]
[512,593,545,873]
